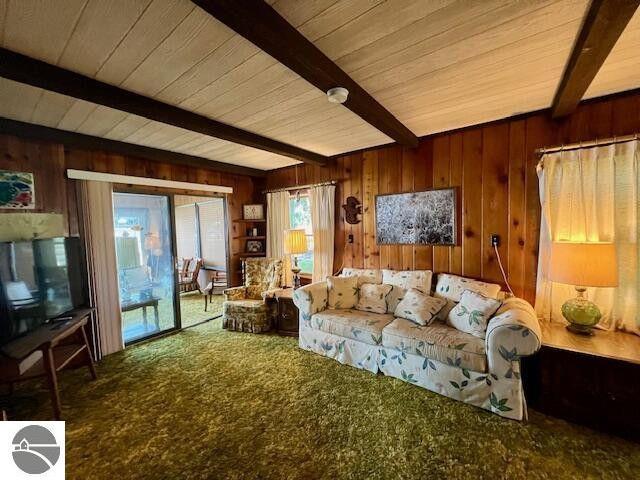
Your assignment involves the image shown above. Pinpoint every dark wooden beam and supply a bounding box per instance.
[192,0,419,148]
[551,0,639,118]
[0,48,327,166]
[0,117,266,177]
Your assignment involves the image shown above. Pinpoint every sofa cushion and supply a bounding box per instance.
[394,288,447,326]
[382,269,433,293]
[447,290,502,338]
[327,275,358,309]
[310,309,394,346]
[382,318,487,372]
[434,273,501,302]
[341,268,383,285]
[356,283,392,314]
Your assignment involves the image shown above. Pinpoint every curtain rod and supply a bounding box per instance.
[262,180,336,194]
[536,133,639,156]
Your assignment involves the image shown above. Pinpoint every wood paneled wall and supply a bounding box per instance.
[0,133,261,286]
[266,90,640,303]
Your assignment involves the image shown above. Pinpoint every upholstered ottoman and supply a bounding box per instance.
[222,299,272,333]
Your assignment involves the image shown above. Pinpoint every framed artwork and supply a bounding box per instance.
[375,187,457,246]
[0,171,35,209]
[246,240,263,253]
[243,204,264,220]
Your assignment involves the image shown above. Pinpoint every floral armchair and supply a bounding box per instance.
[222,258,284,333]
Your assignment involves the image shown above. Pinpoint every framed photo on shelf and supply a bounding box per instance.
[243,204,264,220]
[246,240,263,253]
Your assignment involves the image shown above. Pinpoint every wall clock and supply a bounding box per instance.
[243,204,264,220]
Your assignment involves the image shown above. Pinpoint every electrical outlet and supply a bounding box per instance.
[348,234,354,244]
[491,234,500,247]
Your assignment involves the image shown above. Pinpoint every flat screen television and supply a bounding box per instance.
[0,237,87,347]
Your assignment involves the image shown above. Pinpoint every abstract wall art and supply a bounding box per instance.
[375,187,457,245]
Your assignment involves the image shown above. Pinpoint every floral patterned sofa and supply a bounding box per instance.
[293,269,541,420]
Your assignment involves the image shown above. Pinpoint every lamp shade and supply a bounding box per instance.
[549,242,618,287]
[283,229,308,255]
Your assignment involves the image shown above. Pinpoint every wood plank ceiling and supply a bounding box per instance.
[0,0,638,171]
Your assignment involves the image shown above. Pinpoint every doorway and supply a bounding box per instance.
[112,192,178,343]
[174,195,228,327]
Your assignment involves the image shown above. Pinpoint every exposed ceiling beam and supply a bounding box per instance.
[0,117,266,177]
[551,0,639,118]
[192,0,419,148]
[0,48,327,166]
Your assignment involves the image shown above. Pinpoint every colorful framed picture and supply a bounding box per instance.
[0,171,35,209]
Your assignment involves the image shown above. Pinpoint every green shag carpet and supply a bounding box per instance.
[13,320,640,480]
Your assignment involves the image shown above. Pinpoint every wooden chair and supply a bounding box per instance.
[204,268,227,311]
[177,258,192,283]
[179,258,203,294]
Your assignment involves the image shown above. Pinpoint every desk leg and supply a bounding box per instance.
[80,325,98,380]
[154,303,159,330]
[143,306,148,329]
[43,348,62,420]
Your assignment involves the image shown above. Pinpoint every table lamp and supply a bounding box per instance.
[284,229,308,289]
[549,241,618,335]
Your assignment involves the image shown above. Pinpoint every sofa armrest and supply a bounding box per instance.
[485,297,542,378]
[292,281,328,323]
[223,286,247,301]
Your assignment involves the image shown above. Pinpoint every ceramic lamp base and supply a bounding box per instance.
[561,286,601,336]
[291,256,301,290]
[565,323,595,336]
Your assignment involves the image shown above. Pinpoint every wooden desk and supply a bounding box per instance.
[522,321,640,441]
[0,308,96,420]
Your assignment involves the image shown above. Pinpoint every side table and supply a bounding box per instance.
[273,288,299,337]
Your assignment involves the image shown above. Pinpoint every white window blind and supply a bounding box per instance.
[175,204,198,260]
[198,199,226,268]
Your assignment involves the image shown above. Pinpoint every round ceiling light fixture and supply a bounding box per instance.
[326,87,349,104]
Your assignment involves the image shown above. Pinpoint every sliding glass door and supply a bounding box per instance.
[112,192,178,343]
[174,195,228,327]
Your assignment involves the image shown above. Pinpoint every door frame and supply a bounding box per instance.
[172,192,231,327]
[114,186,230,341]
[113,189,182,345]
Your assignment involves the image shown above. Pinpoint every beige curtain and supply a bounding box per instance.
[78,180,124,355]
[309,184,335,282]
[266,191,291,286]
[535,140,640,335]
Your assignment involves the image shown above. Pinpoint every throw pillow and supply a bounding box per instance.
[447,289,502,338]
[394,288,447,326]
[385,284,406,313]
[433,273,502,323]
[355,283,392,314]
[327,275,358,309]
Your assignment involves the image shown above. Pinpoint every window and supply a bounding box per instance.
[174,196,227,270]
[289,193,313,274]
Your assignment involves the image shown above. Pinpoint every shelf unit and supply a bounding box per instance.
[232,212,266,283]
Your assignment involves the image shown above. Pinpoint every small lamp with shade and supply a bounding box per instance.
[549,241,618,335]
[284,228,308,289]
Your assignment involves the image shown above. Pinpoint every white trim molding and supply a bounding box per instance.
[66,169,233,194]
